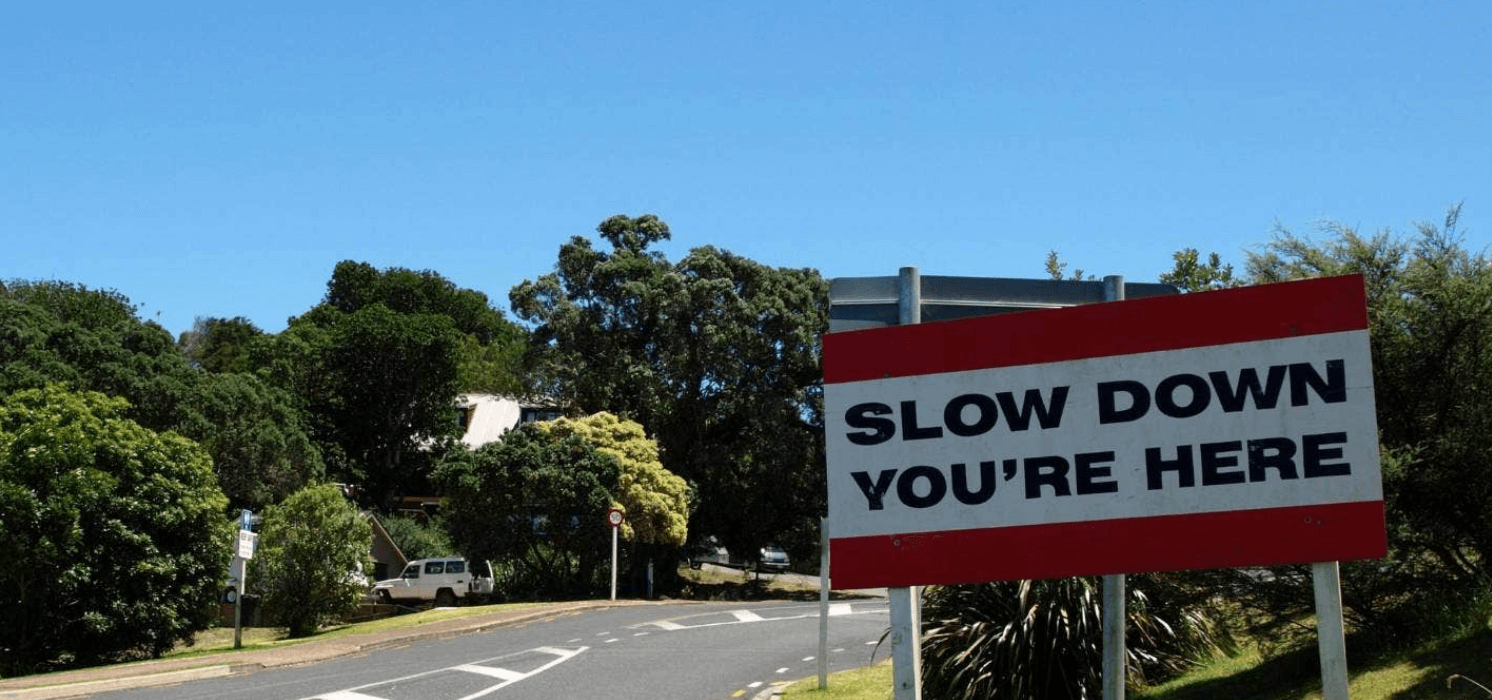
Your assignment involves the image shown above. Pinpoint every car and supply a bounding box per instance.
[756,546,791,573]
[370,557,494,607]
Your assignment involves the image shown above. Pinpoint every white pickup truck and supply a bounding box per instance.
[371,557,495,607]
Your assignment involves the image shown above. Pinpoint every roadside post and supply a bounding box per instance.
[233,510,256,649]
[607,508,625,601]
[819,516,830,690]
[824,272,1385,699]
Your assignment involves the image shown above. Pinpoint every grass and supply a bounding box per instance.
[1138,625,1492,700]
[782,660,893,699]
[765,624,1492,700]
[163,601,550,659]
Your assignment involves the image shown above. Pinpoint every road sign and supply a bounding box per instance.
[237,530,258,560]
[606,508,625,528]
[823,275,1386,590]
[240,509,253,531]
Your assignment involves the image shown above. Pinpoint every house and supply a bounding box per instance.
[392,394,562,520]
[455,393,562,448]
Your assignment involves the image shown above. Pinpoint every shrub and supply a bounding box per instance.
[251,484,372,637]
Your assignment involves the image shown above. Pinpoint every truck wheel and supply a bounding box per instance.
[379,590,393,605]
[435,589,457,608]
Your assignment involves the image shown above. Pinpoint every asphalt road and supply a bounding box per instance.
[88,598,891,700]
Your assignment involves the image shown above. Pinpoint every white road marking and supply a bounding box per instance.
[304,646,588,700]
[455,664,526,681]
[730,610,764,622]
[802,656,815,661]
[776,667,789,674]
[748,681,763,688]
[829,602,853,616]
[605,638,619,643]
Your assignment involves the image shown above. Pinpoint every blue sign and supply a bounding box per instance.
[240,509,253,531]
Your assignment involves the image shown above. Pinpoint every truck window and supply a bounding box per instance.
[402,564,420,579]
[424,562,445,575]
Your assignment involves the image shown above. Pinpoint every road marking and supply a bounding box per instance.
[605,638,619,643]
[633,602,886,632]
[730,610,764,622]
[455,664,526,681]
[633,631,649,636]
[802,656,815,661]
[829,602,853,616]
[303,646,588,700]
[776,667,789,674]
[748,681,763,688]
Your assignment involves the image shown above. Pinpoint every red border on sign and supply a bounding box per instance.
[828,500,1386,589]
[823,275,1368,385]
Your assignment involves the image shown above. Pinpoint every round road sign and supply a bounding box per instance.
[606,508,625,527]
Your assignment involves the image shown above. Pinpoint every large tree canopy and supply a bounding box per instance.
[1160,204,1491,646]
[0,386,229,675]
[510,214,829,562]
[284,261,527,507]
[434,425,621,597]
[538,411,689,547]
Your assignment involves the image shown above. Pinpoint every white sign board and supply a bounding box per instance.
[823,275,1387,589]
[237,530,258,560]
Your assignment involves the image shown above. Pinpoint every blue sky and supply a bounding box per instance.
[4,2,1488,337]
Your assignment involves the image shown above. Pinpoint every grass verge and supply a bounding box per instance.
[781,660,893,699]
[165,602,551,659]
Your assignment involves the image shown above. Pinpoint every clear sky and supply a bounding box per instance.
[5,2,1488,337]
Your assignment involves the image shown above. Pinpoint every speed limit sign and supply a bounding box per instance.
[606,508,625,528]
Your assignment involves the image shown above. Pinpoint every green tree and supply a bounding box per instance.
[250,483,372,637]
[1158,248,1239,292]
[0,281,198,432]
[1228,203,1492,645]
[178,316,265,374]
[537,412,688,547]
[177,372,325,511]
[434,425,620,598]
[287,262,527,507]
[380,515,453,563]
[510,214,828,566]
[0,386,229,675]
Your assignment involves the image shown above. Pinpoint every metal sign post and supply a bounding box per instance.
[819,517,830,690]
[233,523,256,649]
[1101,276,1126,700]
[606,508,624,601]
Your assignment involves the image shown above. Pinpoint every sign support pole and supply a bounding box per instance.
[1101,276,1126,700]
[887,267,924,700]
[233,559,246,649]
[819,517,830,690]
[606,508,624,601]
[1313,561,1350,700]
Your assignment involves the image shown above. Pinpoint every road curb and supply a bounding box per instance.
[0,600,677,700]
[0,665,235,700]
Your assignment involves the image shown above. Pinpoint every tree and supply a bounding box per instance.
[0,386,229,675]
[177,372,325,511]
[537,412,688,547]
[434,425,620,598]
[178,316,265,374]
[1158,248,1239,292]
[250,483,372,637]
[1227,203,1492,646]
[0,281,198,432]
[380,515,453,563]
[286,262,527,507]
[510,215,828,566]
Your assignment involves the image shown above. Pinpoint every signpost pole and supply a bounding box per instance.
[819,517,830,690]
[1101,276,1126,700]
[888,267,923,700]
[607,508,624,601]
[233,561,245,649]
[1314,561,1350,700]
